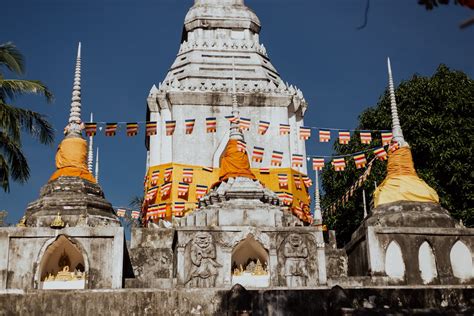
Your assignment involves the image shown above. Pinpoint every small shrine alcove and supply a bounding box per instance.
[37,235,88,290]
[231,235,270,288]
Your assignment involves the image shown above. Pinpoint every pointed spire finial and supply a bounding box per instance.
[387,57,408,147]
[95,147,100,183]
[65,42,84,137]
[229,57,243,140]
[313,170,323,224]
[87,112,94,172]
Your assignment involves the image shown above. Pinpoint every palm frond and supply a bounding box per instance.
[0,42,24,75]
[0,103,54,145]
[0,102,21,144]
[0,79,54,103]
[0,154,10,192]
[0,131,30,184]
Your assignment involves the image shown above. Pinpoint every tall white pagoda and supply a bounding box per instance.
[144,0,311,221]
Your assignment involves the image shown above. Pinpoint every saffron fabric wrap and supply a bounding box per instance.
[218,139,256,182]
[374,147,439,207]
[49,137,96,183]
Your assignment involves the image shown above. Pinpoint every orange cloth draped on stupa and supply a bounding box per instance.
[218,139,256,182]
[374,147,438,207]
[49,137,96,183]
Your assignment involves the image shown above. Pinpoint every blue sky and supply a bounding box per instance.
[1,0,473,225]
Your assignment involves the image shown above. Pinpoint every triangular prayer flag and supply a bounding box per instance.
[185,119,195,135]
[126,123,139,137]
[302,176,312,187]
[279,124,290,135]
[353,153,367,169]
[195,185,208,200]
[291,154,304,167]
[166,121,176,136]
[278,174,288,188]
[312,158,325,171]
[85,123,97,137]
[359,131,372,144]
[338,130,351,144]
[146,121,157,136]
[131,211,140,219]
[182,168,194,183]
[299,126,311,140]
[258,121,270,135]
[157,203,167,218]
[252,146,265,163]
[293,174,302,190]
[237,140,247,153]
[271,151,284,166]
[160,182,172,198]
[145,186,159,202]
[105,123,117,136]
[147,204,160,219]
[116,208,126,217]
[381,132,393,146]
[164,167,173,182]
[374,147,388,160]
[177,182,190,197]
[319,129,331,142]
[173,202,186,217]
[225,115,238,123]
[150,170,160,186]
[206,117,217,133]
[332,158,346,171]
[239,117,251,131]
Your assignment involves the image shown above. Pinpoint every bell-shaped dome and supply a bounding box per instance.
[185,0,261,33]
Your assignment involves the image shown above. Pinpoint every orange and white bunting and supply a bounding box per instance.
[279,124,290,135]
[185,119,195,135]
[299,127,311,140]
[195,185,208,200]
[338,130,351,144]
[258,121,270,135]
[178,182,190,197]
[312,158,325,171]
[332,158,346,171]
[359,131,372,144]
[374,147,388,160]
[278,174,288,188]
[252,147,264,163]
[353,153,367,169]
[291,154,304,167]
[182,168,193,183]
[381,132,393,146]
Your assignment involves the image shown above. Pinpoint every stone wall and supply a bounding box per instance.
[0,227,124,290]
[0,286,472,315]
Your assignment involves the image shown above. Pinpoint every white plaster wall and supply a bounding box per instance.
[149,103,307,169]
[418,241,438,284]
[385,241,405,280]
[450,240,473,280]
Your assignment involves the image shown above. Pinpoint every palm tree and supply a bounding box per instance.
[0,42,54,192]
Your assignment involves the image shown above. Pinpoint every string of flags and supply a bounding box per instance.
[83,118,392,145]
[326,142,399,214]
[327,158,375,215]
[115,208,141,219]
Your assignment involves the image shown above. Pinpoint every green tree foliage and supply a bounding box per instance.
[322,64,473,246]
[0,42,54,191]
[418,0,474,10]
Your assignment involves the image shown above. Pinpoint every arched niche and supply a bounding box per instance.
[418,241,438,284]
[37,235,87,289]
[231,235,270,287]
[450,240,473,280]
[385,241,405,280]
